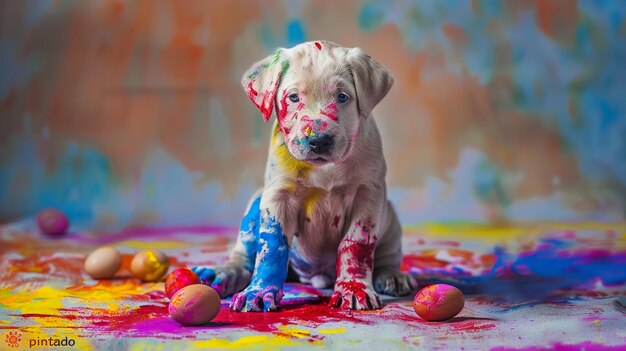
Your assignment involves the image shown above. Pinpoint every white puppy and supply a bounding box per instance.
[193,41,417,312]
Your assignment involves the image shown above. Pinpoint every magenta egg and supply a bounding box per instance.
[37,208,69,236]
[169,284,221,326]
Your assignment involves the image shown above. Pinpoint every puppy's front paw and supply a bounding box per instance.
[229,285,284,312]
[191,265,251,298]
[374,269,418,297]
[329,280,382,310]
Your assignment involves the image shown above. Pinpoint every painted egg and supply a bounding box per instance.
[413,284,465,321]
[130,250,170,282]
[169,284,221,326]
[165,267,201,299]
[84,246,122,279]
[37,208,69,236]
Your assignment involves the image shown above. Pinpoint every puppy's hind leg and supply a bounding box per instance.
[192,192,261,298]
[373,201,418,297]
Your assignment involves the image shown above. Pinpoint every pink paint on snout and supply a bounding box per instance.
[320,101,338,121]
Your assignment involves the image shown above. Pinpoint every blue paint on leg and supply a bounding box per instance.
[230,208,290,312]
[239,195,261,272]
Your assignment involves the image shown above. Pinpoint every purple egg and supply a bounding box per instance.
[37,208,69,236]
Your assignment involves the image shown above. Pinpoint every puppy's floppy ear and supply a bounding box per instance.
[242,48,290,122]
[346,47,394,119]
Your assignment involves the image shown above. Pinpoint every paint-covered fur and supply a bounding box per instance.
[193,41,417,311]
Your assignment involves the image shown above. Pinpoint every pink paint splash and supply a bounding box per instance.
[491,341,626,351]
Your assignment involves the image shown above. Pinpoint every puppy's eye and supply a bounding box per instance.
[288,93,300,103]
[337,92,350,103]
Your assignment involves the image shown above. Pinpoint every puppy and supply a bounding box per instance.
[193,41,417,312]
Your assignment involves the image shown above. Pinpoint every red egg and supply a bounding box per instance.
[165,267,201,299]
[37,208,69,236]
[413,284,465,321]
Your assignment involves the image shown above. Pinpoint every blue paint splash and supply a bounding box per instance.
[238,195,261,272]
[286,19,307,47]
[411,237,626,302]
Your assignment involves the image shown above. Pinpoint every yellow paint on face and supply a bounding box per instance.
[303,188,325,218]
[304,126,315,137]
[275,144,314,176]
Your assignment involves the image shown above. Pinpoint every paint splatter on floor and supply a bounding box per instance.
[1,221,625,350]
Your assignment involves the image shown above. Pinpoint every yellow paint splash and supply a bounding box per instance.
[186,334,322,350]
[303,188,325,218]
[405,221,626,246]
[117,240,189,249]
[278,325,311,339]
[317,327,347,334]
[142,251,169,281]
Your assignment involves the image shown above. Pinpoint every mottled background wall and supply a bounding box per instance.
[1,0,625,228]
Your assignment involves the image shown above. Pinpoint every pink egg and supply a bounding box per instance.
[37,208,69,236]
[169,284,221,326]
[413,284,465,321]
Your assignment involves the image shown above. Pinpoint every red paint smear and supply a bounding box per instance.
[336,221,376,278]
[278,91,288,122]
[319,101,338,121]
[246,79,278,122]
[314,42,322,50]
[212,300,370,333]
[332,216,340,229]
[448,320,496,332]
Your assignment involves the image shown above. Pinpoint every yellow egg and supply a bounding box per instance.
[169,284,221,326]
[84,246,122,279]
[130,249,170,282]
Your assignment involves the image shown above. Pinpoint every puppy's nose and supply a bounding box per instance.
[308,134,334,155]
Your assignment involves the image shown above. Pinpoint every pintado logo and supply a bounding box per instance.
[5,331,22,348]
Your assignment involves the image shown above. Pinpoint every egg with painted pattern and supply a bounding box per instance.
[165,267,201,299]
[413,284,464,321]
[130,249,170,282]
[169,284,221,326]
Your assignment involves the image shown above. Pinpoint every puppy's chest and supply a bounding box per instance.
[293,185,356,256]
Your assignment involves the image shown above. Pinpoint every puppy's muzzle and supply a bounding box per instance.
[308,134,334,155]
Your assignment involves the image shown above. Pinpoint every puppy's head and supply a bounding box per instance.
[242,41,393,164]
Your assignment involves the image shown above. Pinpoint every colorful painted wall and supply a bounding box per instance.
[1,0,625,227]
